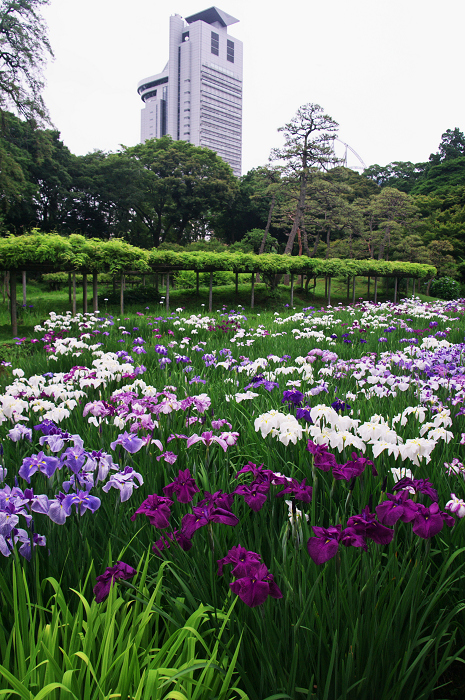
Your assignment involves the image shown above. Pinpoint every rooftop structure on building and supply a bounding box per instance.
[137,7,243,176]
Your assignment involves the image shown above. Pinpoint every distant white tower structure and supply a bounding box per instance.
[137,7,243,176]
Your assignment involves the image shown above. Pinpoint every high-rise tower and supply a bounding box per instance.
[137,7,243,176]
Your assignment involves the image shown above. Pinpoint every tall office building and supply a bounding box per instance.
[137,7,243,176]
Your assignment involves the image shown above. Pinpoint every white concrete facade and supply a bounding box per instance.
[137,7,243,176]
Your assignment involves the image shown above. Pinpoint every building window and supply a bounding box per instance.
[182,31,190,42]
[211,31,219,56]
[227,40,234,63]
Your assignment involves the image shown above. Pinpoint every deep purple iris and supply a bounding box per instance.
[131,494,173,529]
[282,390,305,407]
[347,506,394,545]
[163,469,199,503]
[376,492,418,526]
[412,503,455,539]
[307,525,343,564]
[181,500,238,539]
[93,561,137,603]
[217,545,262,577]
[234,482,269,511]
[306,441,337,472]
[392,477,438,502]
[230,563,283,608]
[276,478,313,503]
[152,529,192,553]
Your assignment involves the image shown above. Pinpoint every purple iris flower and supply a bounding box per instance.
[230,563,283,608]
[60,446,88,474]
[93,561,137,603]
[347,507,394,545]
[132,346,147,355]
[234,482,269,511]
[163,469,200,503]
[235,461,277,485]
[331,399,351,413]
[102,467,143,502]
[8,424,32,442]
[110,431,146,454]
[307,525,343,564]
[392,477,438,502]
[18,452,60,483]
[376,492,418,526]
[276,478,313,503]
[154,345,168,356]
[181,501,239,539]
[130,493,173,528]
[333,453,377,481]
[296,406,313,422]
[62,491,101,515]
[48,492,73,524]
[217,545,262,577]
[412,503,455,539]
[282,390,305,407]
[152,530,192,554]
[306,441,337,472]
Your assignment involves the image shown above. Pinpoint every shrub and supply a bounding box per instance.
[430,276,462,300]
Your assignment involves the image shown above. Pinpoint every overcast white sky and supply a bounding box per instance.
[42,0,464,174]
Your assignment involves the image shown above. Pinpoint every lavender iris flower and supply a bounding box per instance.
[8,424,32,442]
[62,491,101,515]
[102,467,143,502]
[48,492,73,524]
[110,431,146,454]
[18,452,60,483]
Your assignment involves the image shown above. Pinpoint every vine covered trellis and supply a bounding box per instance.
[0,232,437,335]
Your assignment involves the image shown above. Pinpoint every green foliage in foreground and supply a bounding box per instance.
[0,554,247,700]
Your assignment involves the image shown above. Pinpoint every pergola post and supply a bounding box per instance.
[93,272,98,312]
[208,271,213,312]
[394,277,398,304]
[413,279,416,296]
[22,271,26,307]
[120,274,124,315]
[83,273,88,314]
[327,276,331,306]
[72,273,77,316]
[166,273,170,311]
[352,276,356,304]
[155,273,159,293]
[10,271,17,337]
[347,276,350,301]
[290,273,294,307]
[251,272,255,309]
[374,276,378,304]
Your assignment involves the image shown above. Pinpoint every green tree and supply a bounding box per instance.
[0,0,53,124]
[363,161,426,193]
[114,137,238,248]
[270,103,339,255]
[429,128,465,164]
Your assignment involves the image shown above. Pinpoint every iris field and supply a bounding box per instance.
[1,296,465,699]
